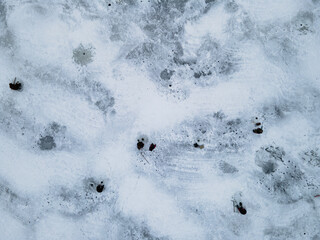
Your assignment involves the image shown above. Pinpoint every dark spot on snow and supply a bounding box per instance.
[96,184,104,193]
[38,135,56,150]
[253,128,263,134]
[108,3,111,6]
[255,122,261,126]
[137,141,144,150]
[194,71,212,79]
[149,143,156,151]
[9,78,22,91]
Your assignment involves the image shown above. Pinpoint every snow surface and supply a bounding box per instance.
[0,0,320,239]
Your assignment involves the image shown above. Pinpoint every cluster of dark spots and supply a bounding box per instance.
[193,70,212,79]
[49,122,66,134]
[149,143,156,151]
[255,146,310,203]
[9,78,22,91]
[213,111,226,120]
[96,182,104,193]
[38,135,56,150]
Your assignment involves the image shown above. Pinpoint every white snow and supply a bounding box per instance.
[0,0,320,239]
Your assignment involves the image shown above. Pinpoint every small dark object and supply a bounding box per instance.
[253,128,263,134]
[96,184,104,193]
[137,141,144,150]
[108,3,111,6]
[9,78,22,91]
[236,202,247,215]
[194,142,204,149]
[149,143,156,151]
[255,122,261,126]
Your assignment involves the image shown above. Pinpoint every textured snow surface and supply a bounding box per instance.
[1,0,320,239]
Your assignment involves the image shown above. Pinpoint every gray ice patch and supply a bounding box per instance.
[73,44,94,66]
[255,146,284,174]
[219,161,238,174]
[160,69,174,80]
[38,135,56,150]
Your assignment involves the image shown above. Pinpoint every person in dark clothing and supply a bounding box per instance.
[236,202,247,215]
[96,182,104,193]
[9,78,22,91]
[137,140,144,150]
[149,143,156,151]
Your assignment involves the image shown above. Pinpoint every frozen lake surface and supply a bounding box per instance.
[0,0,320,239]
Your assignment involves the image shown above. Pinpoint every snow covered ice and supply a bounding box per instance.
[0,0,320,239]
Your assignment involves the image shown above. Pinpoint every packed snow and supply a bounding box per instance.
[0,0,320,239]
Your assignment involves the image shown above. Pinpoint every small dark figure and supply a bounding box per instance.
[96,183,104,193]
[149,143,156,151]
[137,141,144,150]
[236,202,247,215]
[9,78,22,91]
[253,128,263,134]
[194,142,204,149]
[255,122,261,126]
